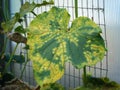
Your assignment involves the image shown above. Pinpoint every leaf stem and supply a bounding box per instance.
[3,43,19,74]
[83,65,87,87]
[31,11,37,17]
[20,50,29,79]
[0,36,8,59]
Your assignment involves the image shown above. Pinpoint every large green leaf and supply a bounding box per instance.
[28,7,106,86]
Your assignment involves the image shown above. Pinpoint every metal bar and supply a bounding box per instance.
[81,0,84,16]
[103,0,108,77]
[97,0,103,77]
[86,0,89,17]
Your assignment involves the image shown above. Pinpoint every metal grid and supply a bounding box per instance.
[11,0,108,89]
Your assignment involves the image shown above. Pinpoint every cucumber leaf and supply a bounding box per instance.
[28,7,106,86]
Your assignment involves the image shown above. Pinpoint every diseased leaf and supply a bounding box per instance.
[8,33,27,44]
[28,7,106,86]
[66,17,106,68]
[28,7,70,86]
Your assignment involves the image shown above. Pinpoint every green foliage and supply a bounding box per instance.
[28,6,70,86]
[28,7,106,86]
[41,83,64,90]
[1,1,54,33]
[1,1,33,33]
[4,54,25,64]
[20,0,54,17]
[19,2,36,17]
[14,26,26,34]
[76,86,120,90]
[1,13,20,32]
[2,72,14,82]
[81,74,120,90]
[23,44,30,50]
[0,72,15,86]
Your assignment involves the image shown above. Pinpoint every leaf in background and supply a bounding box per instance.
[19,1,54,16]
[5,55,25,64]
[2,72,15,82]
[8,33,27,44]
[1,1,36,32]
[1,0,55,33]
[13,55,25,63]
[20,2,36,17]
[1,13,20,32]
[15,26,26,34]
[1,2,35,33]
[28,7,106,86]
[23,44,30,50]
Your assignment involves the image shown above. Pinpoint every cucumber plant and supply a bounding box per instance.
[1,0,106,88]
[28,7,106,87]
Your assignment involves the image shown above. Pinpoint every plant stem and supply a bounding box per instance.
[20,50,29,79]
[75,0,78,18]
[31,11,37,17]
[0,37,8,59]
[3,0,10,21]
[83,66,87,87]
[3,43,19,74]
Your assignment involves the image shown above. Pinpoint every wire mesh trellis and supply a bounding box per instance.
[10,0,108,89]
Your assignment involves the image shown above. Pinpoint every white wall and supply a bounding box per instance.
[105,0,120,83]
